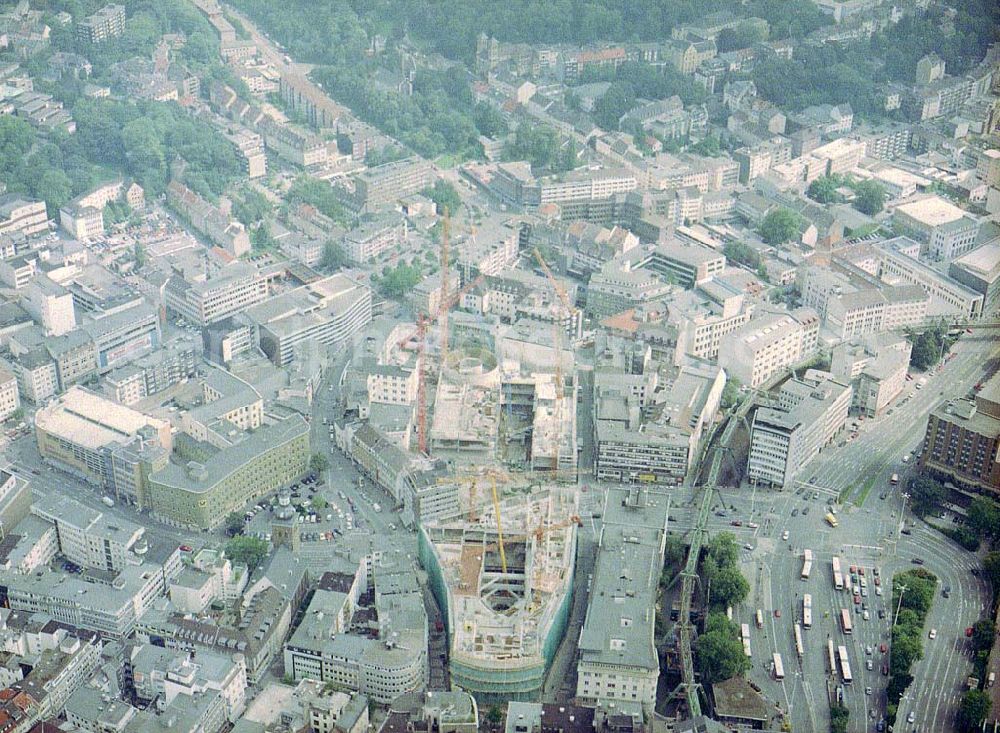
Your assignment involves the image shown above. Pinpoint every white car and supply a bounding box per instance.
[929,628,937,640]
[782,530,790,540]
[907,712,916,724]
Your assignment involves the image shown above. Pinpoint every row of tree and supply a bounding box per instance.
[693,533,752,685]
[806,175,886,215]
[886,569,938,725]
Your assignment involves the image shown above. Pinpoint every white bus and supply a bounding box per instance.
[755,609,764,628]
[837,645,853,684]
[832,556,844,591]
[801,548,813,580]
[742,637,752,658]
[802,594,813,629]
[794,623,804,659]
[827,639,837,674]
[840,608,853,635]
[773,653,785,680]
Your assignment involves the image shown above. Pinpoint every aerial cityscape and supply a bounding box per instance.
[0,0,998,732]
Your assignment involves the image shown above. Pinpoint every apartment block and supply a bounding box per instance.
[352,158,434,212]
[831,333,911,417]
[31,493,145,572]
[585,259,674,318]
[82,301,160,372]
[23,276,76,336]
[718,308,820,389]
[919,373,1000,497]
[747,375,852,487]
[342,213,407,264]
[167,181,250,257]
[261,119,328,168]
[639,240,726,288]
[76,4,125,43]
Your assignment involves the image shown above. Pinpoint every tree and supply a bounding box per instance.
[806,175,842,204]
[320,241,348,271]
[694,630,749,683]
[889,627,923,676]
[829,703,849,733]
[966,496,1000,541]
[485,705,503,727]
[133,242,146,268]
[908,475,945,518]
[711,565,750,608]
[422,180,462,215]
[593,82,635,130]
[225,536,269,570]
[984,552,1000,593]
[758,207,801,245]
[853,180,886,216]
[704,611,738,637]
[378,263,422,298]
[663,534,687,570]
[957,690,991,733]
[225,511,245,537]
[706,533,740,569]
[971,620,996,653]
[473,101,508,138]
[310,453,330,473]
[6,407,24,423]
[723,241,763,270]
[907,325,946,371]
[311,495,329,511]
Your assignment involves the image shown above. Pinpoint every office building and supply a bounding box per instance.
[718,308,820,389]
[0,366,19,422]
[342,214,408,264]
[871,237,984,317]
[576,487,669,716]
[164,262,268,326]
[893,196,981,261]
[0,195,48,238]
[948,238,1000,314]
[148,416,309,530]
[30,493,145,573]
[245,274,372,366]
[585,260,674,318]
[82,301,161,372]
[831,333,912,418]
[747,375,852,487]
[351,158,433,212]
[23,276,76,336]
[919,373,1000,496]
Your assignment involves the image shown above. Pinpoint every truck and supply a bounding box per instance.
[825,513,839,528]
[101,496,115,507]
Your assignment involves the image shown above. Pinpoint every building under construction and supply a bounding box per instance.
[418,485,578,703]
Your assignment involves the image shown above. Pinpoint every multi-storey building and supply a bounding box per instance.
[718,308,820,389]
[577,487,668,716]
[747,376,852,487]
[351,158,434,212]
[585,259,673,318]
[31,493,145,572]
[0,366,19,422]
[245,274,372,367]
[870,237,984,317]
[23,276,76,336]
[148,416,309,529]
[46,329,98,390]
[639,241,726,288]
[342,214,407,263]
[164,262,268,326]
[167,181,250,257]
[831,333,912,418]
[893,196,981,261]
[919,373,1000,496]
[76,4,125,43]
[82,301,160,372]
[0,195,48,238]
[260,120,328,168]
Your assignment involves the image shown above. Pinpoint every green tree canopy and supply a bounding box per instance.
[422,180,462,215]
[853,180,886,215]
[966,496,1000,541]
[758,207,801,244]
[320,240,348,271]
[711,565,751,608]
[908,476,945,518]
[377,263,422,298]
[310,453,330,473]
[957,690,992,733]
[971,620,995,653]
[225,536,269,570]
[225,511,245,537]
[806,175,843,204]
[984,552,1000,594]
[694,629,750,684]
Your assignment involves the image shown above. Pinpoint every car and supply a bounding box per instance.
[791,508,799,517]
[812,492,820,500]
[863,610,870,620]
[858,567,865,576]
[861,587,868,597]
[179,545,193,553]
[802,507,810,515]
[809,477,817,484]
[866,686,873,695]
[877,720,886,732]
[874,576,881,586]
[849,565,857,574]
[774,609,781,618]
[943,585,951,598]
[901,528,912,535]
[929,629,937,639]
[966,627,974,637]
[866,645,873,655]
[907,712,915,724]
[875,585,882,596]
[730,520,743,526]
[880,643,887,653]
[911,557,924,564]
[878,609,886,619]
[854,594,861,604]
[744,543,754,551]
[782,530,790,540]
[882,664,889,676]
[747,522,759,529]
[866,659,874,671]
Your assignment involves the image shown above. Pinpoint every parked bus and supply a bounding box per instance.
[827,639,837,674]
[837,645,853,684]
[825,513,839,528]
[773,653,785,680]
[840,608,853,635]
[802,594,813,629]
[756,609,764,629]
[794,623,804,659]
[832,556,844,591]
[801,548,813,579]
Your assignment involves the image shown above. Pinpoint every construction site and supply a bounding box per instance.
[417,481,580,704]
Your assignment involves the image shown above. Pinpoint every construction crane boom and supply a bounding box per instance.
[439,210,450,370]
[489,474,507,574]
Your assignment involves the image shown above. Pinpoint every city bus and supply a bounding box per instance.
[794,623,804,659]
[840,608,853,635]
[832,556,844,591]
[837,645,853,684]
[801,548,813,580]
[802,594,813,629]
[756,609,764,629]
[773,653,785,680]
[825,512,839,528]
[827,639,837,674]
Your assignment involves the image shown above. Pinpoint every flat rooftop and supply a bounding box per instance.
[895,195,967,227]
